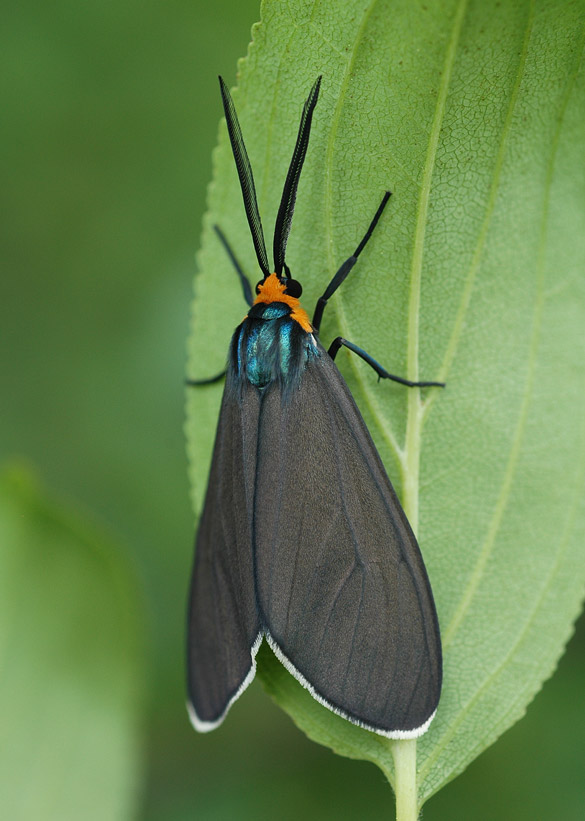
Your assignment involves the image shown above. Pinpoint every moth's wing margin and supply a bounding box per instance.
[253,347,442,737]
[187,378,263,730]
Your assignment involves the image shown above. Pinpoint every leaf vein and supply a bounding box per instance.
[422,1,536,425]
[420,23,585,788]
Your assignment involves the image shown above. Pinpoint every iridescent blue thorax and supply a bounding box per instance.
[229,300,319,396]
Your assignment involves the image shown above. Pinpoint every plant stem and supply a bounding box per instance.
[392,739,418,821]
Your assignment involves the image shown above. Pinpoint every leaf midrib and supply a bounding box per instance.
[403,0,469,532]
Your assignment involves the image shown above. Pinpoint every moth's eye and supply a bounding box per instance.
[284,279,302,298]
[255,281,263,294]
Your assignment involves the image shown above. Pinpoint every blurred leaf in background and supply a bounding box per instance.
[1,0,585,819]
[0,465,144,819]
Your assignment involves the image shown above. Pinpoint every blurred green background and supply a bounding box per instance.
[1,1,584,818]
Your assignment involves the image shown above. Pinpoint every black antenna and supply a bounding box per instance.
[218,76,270,277]
[273,76,322,276]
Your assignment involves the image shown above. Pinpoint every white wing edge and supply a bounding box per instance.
[265,631,436,739]
[187,630,435,738]
[187,631,264,732]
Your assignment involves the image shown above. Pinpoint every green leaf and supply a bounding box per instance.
[186,0,585,806]
[0,465,145,820]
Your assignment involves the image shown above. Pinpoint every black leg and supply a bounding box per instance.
[186,370,227,387]
[312,192,391,333]
[214,225,254,307]
[187,225,250,388]
[328,337,445,388]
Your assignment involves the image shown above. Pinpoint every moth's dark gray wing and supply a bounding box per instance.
[187,379,262,730]
[254,347,442,737]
